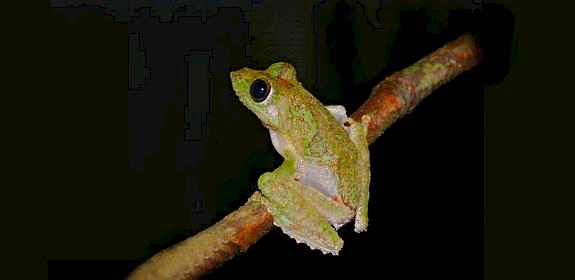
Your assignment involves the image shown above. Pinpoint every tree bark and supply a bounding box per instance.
[351,34,482,144]
[128,33,482,280]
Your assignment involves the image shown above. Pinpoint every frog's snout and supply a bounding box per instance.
[230,69,246,80]
[230,72,239,92]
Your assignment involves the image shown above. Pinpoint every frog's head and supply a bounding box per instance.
[230,62,297,130]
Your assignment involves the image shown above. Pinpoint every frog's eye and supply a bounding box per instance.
[250,79,271,103]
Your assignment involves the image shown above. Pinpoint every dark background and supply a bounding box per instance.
[18,0,571,279]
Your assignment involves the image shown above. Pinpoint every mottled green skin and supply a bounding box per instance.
[230,62,370,255]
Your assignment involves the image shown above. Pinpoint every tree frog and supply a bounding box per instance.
[230,62,371,255]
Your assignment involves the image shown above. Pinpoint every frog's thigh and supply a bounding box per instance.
[346,115,371,233]
[291,183,354,229]
[255,173,344,255]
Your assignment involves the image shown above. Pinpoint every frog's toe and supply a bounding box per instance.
[354,206,369,233]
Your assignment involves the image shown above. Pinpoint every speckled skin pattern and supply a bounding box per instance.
[230,62,370,255]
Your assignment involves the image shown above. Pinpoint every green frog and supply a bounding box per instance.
[230,62,371,255]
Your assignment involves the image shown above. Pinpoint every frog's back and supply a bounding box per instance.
[280,85,359,199]
[284,86,357,163]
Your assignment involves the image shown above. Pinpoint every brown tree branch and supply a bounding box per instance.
[128,33,482,280]
[351,34,482,144]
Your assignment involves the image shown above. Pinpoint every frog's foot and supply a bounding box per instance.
[253,173,344,255]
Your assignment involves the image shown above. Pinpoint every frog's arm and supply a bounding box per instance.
[346,115,371,232]
[326,104,372,232]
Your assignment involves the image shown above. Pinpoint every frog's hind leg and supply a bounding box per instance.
[290,183,354,229]
[345,115,371,233]
[251,174,344,255]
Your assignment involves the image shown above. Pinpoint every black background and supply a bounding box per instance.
[18,0,573,279]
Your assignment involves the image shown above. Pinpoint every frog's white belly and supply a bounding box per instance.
[299,163,338,198]
[270,130,338,198]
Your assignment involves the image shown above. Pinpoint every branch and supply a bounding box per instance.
[351,34,482,144]
[128,33,482,280]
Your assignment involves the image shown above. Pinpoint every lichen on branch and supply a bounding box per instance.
[351,34,482,144]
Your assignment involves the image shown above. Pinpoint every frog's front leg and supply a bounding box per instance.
[345,115,371,233]
[326,105,372,232]
[249,151,345,255]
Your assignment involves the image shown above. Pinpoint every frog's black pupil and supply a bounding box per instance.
[250,79,269,102]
